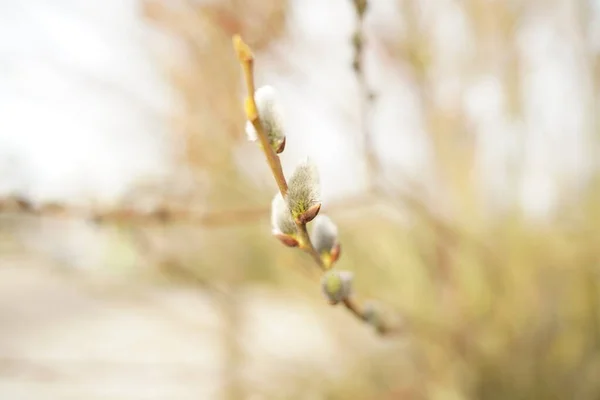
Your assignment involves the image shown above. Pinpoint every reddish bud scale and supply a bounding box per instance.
[330,243,342,264]
[274,233,299,247]
[296,203,321,224]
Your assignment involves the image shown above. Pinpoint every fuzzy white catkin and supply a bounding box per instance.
[245,85,285,150]
[286,158,320,219]
[311,215,338,254]
[270,192,297,235]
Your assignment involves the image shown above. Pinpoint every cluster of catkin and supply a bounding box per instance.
[234,31,386,333]
[246,86,367,313]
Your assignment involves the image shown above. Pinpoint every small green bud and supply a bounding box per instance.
[245,85,286,153]
[287,158,321,223]
[321,270,353,305]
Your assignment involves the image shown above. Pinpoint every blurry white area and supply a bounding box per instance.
[255,0,368,202]
[0,0,175,206]
[516,2,596,217]
[0,0,178,269]
[0,0,597,266]
[260,0,598,216]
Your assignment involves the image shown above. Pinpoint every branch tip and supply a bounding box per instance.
[232,35,253,62]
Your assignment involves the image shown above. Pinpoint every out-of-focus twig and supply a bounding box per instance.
[0,195,261,227]
[0,193,376,228]
[349,0,380,192]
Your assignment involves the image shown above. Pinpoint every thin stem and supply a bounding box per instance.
[342,297,365,321]
[297,223,326,270]
[343,297,392,335]
[350,0,379,193]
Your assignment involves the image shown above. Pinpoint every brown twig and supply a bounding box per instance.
[0,196,262,227]
[350,0,380,193]
[342,297,365,321]
[0,193,375,229]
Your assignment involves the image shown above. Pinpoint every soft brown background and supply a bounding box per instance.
[1,0,600,399]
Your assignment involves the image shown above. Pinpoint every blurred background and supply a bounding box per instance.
[0,0,599,399]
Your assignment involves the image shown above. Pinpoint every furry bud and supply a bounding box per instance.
[321,270,353,305]
[270,192,298,246]
[311,215,338,254]
[245,85,286,153]
[287,158,321,223]
[311,215,341,267]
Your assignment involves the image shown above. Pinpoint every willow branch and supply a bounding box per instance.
[232,34,401,335]
[232,35,327,272]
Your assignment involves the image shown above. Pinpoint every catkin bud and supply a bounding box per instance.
[270,192,298,247]
[311,215,338,254]
[321,270,353,305]
[287,158,321,224]
[310,215,341,267]
[245,85,286,153]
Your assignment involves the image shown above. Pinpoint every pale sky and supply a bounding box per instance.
[0,0,597,220]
